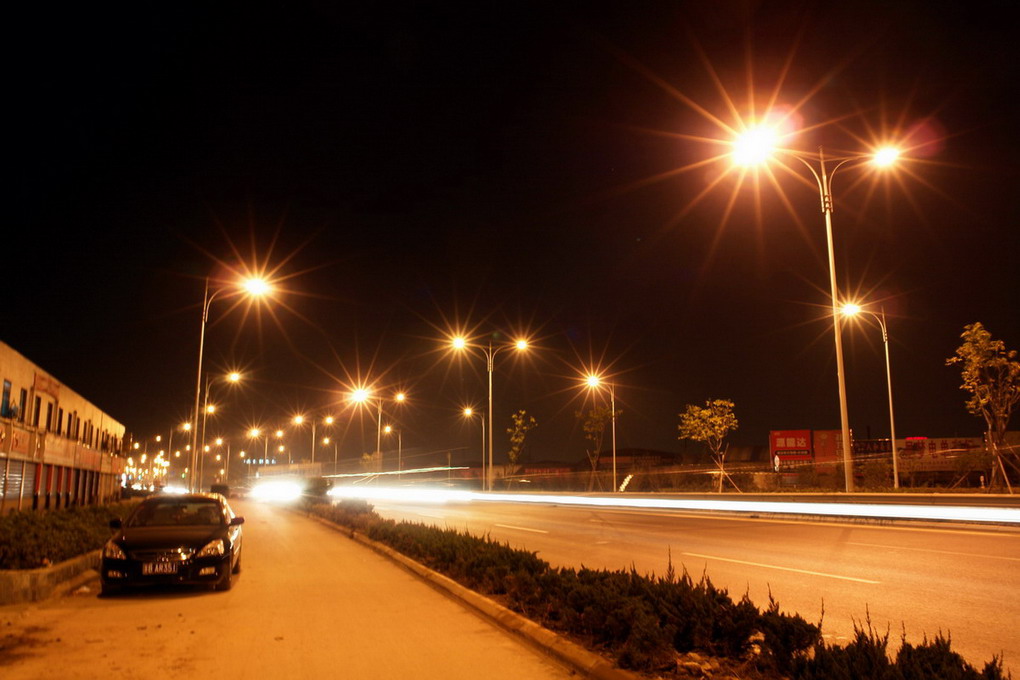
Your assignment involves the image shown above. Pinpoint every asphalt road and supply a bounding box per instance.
[0,500,575,680]
[371,497,1020,673]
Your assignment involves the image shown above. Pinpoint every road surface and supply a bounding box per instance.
[0,499,575,680]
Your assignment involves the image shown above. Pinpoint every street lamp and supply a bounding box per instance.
[450,335,530,491]
[732,130,901,492]
[349,389,406,472]
[584,375,618,492]
[383,425,402,478]
[189,277,269,491]
[463,407,485,488]
[841,303,899,488]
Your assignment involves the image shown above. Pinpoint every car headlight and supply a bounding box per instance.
[197,538,226,558]
[103,540,127,560]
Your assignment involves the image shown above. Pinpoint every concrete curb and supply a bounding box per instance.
[310,515,641,680]
[0,551,100,606]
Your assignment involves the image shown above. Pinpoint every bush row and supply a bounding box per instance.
[0,501,136,569]
[312,499,1009,679]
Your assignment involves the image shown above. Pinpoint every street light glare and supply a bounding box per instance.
[586,375,601,388]
[841,303,863,317]
[451,336,467,350]
[351,388,370,403]
[227,371,241,382]
[395,392,406,402]
[873,147,900,167]
[732,125,778,166]
[515,339,529,351]
[293,415,305,425]
[243,277,271,296]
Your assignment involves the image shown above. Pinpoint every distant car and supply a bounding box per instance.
[100,492,244,596]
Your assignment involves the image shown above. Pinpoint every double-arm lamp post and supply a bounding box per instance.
[348,389,406,473]
[732,129,901,492]
[450,336,529,491]
[291,413,336,465]
[189,277,270,491]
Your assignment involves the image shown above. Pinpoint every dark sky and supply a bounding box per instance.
[7,1,1019,466]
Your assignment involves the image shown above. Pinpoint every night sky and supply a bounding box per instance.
[7,1,1019,466]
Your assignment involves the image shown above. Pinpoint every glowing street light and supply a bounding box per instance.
[842,303,900,488]
[731,129,902,492]
[463,407,485,487]
[449,335,530,491]
[584,374,618,492]
[383,424,402,477]
[189,273,270,491]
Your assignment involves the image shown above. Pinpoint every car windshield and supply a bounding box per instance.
[127,499,224,527]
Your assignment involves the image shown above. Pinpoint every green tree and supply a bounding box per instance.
[506,410,537,478]
[946,322,1020,491]
[576,405,622,490]
[678,399,739,492]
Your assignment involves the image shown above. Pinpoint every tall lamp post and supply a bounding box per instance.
[584,375,618,492]
[189,278,270,491]
[463,407,486,487]
[349,389,406,472]
[450,336,529,491]
[292,413,336,465]
[842,303,899,488]
[732,132,901,492]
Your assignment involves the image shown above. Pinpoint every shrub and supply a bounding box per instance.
[0,502,137,569]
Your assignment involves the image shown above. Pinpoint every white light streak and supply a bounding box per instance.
[325,486,1020,524]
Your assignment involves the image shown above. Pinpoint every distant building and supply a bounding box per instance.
[1,340,126,511]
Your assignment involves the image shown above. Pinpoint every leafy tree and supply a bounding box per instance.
[678,399,739,492]
[506,410,537,477]
[576,405,622,490]
[946,322,1020,491]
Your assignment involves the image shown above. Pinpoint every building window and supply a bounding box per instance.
[19,389,27,423]
[33,396,42,427]
[1,380,10,418]
[46,403,54,432]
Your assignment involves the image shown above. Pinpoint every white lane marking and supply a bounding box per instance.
[681,552,882,584]
[415,511,447,519]
[847,541,1020,561]
[494,523,549,534]
[590,509,1015,537]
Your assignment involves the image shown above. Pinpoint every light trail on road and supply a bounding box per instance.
[328,486,1020,524]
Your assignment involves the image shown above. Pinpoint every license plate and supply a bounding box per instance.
[142,561,178,575]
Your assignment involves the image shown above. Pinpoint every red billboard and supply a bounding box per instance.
[770,430,812,460]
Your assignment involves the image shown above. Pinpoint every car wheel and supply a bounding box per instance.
[215,567,233,591]
[100,581,121,598]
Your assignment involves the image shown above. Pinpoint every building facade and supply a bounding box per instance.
[1,340,126,512]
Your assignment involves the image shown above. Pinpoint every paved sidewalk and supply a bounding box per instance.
[0,500,578,680]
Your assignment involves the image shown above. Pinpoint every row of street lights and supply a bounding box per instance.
[173,125,907,493]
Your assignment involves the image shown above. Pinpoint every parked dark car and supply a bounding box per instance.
[100,492,244,596]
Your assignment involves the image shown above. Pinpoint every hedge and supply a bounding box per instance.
[0,501,137,570]
[312,499,1010,679]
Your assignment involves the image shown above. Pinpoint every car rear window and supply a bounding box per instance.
[128,499,224,527]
